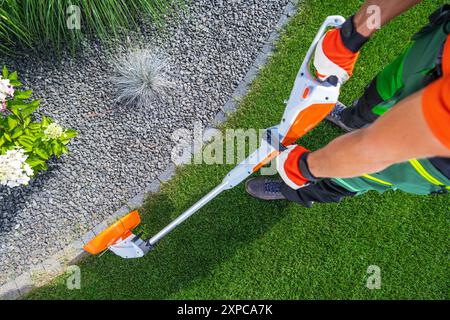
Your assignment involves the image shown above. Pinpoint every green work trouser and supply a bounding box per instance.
[332,9,450,196]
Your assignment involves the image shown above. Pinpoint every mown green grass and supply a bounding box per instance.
[27,0,449,300]
[0,0,184,54]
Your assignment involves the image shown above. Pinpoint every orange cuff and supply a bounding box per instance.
[284,145,309,186]
[422,76,450,150]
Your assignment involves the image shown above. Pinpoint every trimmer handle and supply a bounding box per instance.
[300,15,346,85]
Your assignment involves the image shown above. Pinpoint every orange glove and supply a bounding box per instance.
[276,145,319,190]
[314,16,369,84]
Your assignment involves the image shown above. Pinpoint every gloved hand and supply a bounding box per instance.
[314,16,369,85]
[276,145,319,190]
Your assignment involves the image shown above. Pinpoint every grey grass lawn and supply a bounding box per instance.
[28,0,449,299]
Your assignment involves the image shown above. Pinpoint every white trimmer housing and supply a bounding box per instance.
[109,234,146,259]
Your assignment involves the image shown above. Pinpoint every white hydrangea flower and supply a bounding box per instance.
[0,78,14,94]
[0,76,14,112]
[43,123,64,140]
[0,148,34,188]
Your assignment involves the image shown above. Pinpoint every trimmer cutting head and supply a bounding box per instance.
[84,211,152,258]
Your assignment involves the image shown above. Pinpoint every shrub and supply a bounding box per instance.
[0,66,77,187]
[0,0,184,54]
[111,48,173,107]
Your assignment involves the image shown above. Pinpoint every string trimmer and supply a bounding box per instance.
[84,16,346,259]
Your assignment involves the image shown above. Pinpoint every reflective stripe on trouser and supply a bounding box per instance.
[332,158,450,195]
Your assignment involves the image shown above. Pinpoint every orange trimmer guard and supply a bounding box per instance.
[83,210,141,255]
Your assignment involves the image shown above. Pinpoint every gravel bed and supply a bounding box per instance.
[0,0,290,285]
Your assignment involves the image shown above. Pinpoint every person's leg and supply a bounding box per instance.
[339,79,383,128]
[330,48,409,130]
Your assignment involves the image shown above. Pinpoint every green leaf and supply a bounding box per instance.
[17,137,34,151]
[0,136,5,147]
[3,133,12,142]
[63,129,78,139]
[8,71,17,81]
[8,107,22,119]
[45,144,53,156]
[8,101,28,117]
[41,116,51,127]
[11,128,23,139]
[28,123,42,131]
[8,100,27,108]
[14,90,32,100]
[52,142,62,157]
[2,66,8,78]
[24,116,32,126]
[22,100,40,118]
[19,134,37,143]
[26,156,45,168]
[9,80,22,87]
[18,135,37,150]
[27,99,40,108]
[6,116,18,130]
[60,139,71,145]
[35,147,49,160]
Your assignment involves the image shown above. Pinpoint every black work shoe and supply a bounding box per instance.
[245,177,286,201]
[325,101,356,132]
